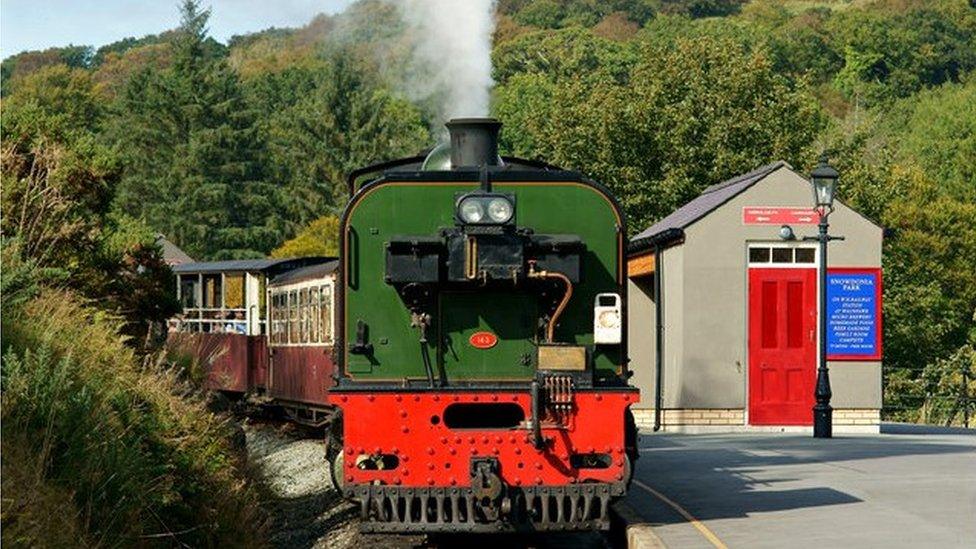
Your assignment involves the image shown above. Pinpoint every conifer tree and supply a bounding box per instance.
[112,0,283,259]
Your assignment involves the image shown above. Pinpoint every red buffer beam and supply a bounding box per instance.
[334,390,638,489]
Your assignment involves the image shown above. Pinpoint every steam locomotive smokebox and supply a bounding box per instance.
[446,117,502,169]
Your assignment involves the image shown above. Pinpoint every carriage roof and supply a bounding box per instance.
[172,257,329,275]
[269,259,339,287]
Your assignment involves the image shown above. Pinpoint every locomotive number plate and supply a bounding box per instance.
[469,331,498,349]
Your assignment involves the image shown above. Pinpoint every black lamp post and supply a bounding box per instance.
[810,155,839,439]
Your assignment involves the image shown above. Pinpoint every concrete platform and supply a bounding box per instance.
[624,423,976,548]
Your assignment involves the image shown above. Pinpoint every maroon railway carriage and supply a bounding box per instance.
[169,257,339,423]
[266,260,340,424]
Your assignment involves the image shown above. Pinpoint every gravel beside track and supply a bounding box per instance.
[243,419,422,548]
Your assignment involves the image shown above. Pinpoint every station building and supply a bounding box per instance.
[626,161,884,433]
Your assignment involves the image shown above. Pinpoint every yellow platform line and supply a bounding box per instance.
[633,479,729,549]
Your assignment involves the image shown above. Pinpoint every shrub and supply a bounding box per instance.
[1,289,266,547]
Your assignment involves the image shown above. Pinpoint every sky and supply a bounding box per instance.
[1,0,354,59]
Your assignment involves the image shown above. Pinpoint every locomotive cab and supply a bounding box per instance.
[332,118,638,533]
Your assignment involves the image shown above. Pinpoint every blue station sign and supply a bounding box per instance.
[826,268,882,361]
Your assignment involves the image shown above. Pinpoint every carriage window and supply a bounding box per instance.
[225,273,245,309]
[320,285,332,343]
[271,293,281,344]
[289,290,299,344]
[278,293,286,344]
[269,293,274,343]
[202,274,222,308]
[300,289,310,343]
[180,276,199,308]
[310,286,321,343]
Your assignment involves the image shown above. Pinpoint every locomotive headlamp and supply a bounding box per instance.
[487,197,514,223]
[459,198,486,223]
[456,194,514,225]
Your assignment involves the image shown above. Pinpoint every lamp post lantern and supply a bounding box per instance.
[810,155,839,438]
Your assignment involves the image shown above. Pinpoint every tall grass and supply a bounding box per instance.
[1,287,267,547]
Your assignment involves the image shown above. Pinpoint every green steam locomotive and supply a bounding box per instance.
[330,118,639,533]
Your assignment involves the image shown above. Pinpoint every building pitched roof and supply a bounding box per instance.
[629,161,787,253]
[156,234,195,266]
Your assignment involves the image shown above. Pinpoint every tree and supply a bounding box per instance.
[825,6,976,105]
[883,78,976,197]
[0,45,94,96]
[493,27,637,86]
[495,32,825,231]
[250,48,429,223]
[1,66,115,268]
[657,0,746,18]
[880,171,976,421]
[1,65,178,342]
[111,0,282,260]
[270,215,340,258]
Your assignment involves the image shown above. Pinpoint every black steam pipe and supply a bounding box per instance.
[653,245,664,432]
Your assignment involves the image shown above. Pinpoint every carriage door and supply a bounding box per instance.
[748,246,817,425]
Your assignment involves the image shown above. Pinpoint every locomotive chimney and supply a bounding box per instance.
[446,117,503,169]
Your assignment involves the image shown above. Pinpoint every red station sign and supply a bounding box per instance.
[742,206,818,225]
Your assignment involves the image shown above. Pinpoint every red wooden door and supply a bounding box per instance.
[748,267,817,425]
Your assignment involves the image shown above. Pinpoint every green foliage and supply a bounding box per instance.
[1,65,179,342]
[493,27,638,85]
[882,174,976,373]
[250,49,429,223]
[0,65,116,273]
[271,215,341,258]
[111,0,283,260]
[503,0,656,29]
[656,0,746,18]
[882,78,976,196]
[1,287,265,546]
[497,31,825,230]
[1,45,94,96]
[824,5,976,105]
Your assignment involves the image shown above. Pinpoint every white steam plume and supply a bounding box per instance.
[387,0,497,123]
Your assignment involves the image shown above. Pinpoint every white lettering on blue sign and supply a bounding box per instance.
[826,271,880,358]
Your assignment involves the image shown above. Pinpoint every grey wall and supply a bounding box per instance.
[627,277,656,407]
[628,244,684,409]
[627,165,883,414]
